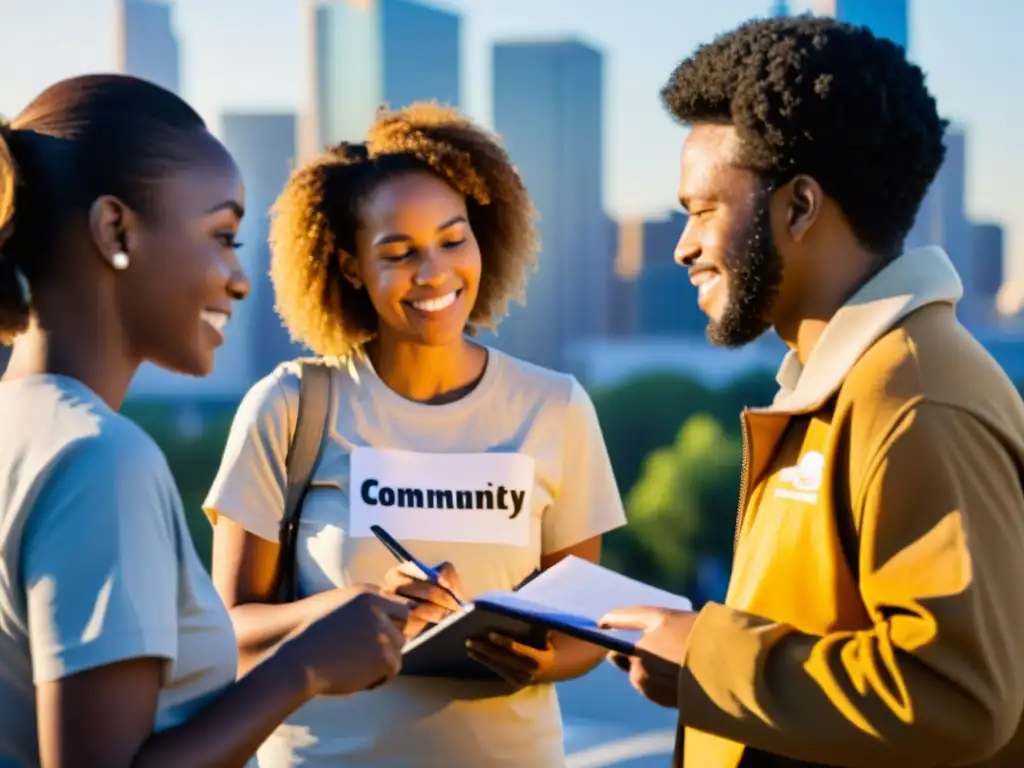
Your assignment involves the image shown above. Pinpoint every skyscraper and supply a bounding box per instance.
[220,113,308,379]
[636,212,706,337]
[302,0,460,159]
[115,0,181,94]
[906,127,973,310]
[970,222,1005,323]
[608,217,642,338]
[811,0,908,49]
[489,39,608,370]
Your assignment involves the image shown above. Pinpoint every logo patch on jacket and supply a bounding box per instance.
[774,451,824,503]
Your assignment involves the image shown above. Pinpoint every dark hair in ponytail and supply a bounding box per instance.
[0,74,207,344]
[0,120,28,342]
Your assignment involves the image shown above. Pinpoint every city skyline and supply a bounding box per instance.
[3,0,1023,395]
[1,0,1020,283]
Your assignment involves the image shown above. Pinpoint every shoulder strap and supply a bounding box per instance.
[274,359,333,603]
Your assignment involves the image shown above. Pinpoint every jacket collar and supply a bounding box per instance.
[768,246,962,414]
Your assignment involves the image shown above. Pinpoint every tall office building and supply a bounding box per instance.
[115,0,181,94]
[811,0,908,49]
[970,222,1005,323]
[608,217,643,337]
[906,127,973,314]
[489,39,609,370]
[636,212,706,337]
[220,113,308,380]
[302,0,461,159]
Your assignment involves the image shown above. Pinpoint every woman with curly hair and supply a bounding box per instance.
[203,102,627,767]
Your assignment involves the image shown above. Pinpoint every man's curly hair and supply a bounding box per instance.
[270,102,538,357]
[662,15,947,257]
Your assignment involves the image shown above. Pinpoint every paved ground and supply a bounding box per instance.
[558,663,677,766]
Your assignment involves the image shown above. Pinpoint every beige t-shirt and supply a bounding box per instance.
[0,375,239,767]
[204,347,627,768]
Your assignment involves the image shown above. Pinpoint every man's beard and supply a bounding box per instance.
[706,194,784,348]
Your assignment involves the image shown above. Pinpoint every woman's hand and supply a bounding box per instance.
[282,589,410,697]
[382,561,466,638]
[465,632,556,688]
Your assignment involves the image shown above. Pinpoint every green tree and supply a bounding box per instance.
[604,413,742,594]
[591,370,776,500]
[591,373,715,497]
[719,371,778,413]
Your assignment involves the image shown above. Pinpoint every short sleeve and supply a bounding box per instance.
[202,367,297,543]
[23,433,180,684]
[542,378,627,554]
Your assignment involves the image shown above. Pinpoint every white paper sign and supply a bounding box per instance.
[348,447,536,546]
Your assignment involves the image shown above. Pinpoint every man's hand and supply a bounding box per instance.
[599,606,699,709]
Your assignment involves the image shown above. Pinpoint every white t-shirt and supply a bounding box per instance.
[0,375,239,767]
[204,347,627,768]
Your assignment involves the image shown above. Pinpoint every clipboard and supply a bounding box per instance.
[398,556,692,680]
[400,592,646,680]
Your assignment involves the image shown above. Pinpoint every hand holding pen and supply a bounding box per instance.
[373,525,467,639]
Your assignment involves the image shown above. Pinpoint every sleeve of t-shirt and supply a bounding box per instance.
[23,432,181,685]
[202,367,298,543]
[542,377,628,555]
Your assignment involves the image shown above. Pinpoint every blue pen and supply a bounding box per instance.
[370,524,464,606]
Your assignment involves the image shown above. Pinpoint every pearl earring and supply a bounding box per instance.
[111,251,130,270]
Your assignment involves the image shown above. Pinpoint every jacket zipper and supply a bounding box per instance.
[734,411,751,553]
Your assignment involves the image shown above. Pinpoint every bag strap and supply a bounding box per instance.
[274,359,333,603]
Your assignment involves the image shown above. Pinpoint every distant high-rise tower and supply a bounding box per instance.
[115,0,181,94]
[221,113,307,379]
[770,0,791,17]
[489,39,609,371]
[608,217,642,337]
[636,212,706,337]
[302,0,461,159]
[905,126,973,312]
[811,0,908,50]
[970,222,1005,324]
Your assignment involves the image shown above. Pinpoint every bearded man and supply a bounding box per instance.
[602,15,1024,768]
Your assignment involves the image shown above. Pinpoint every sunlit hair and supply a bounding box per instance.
[269,102,539,357]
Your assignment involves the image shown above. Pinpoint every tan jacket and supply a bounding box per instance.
[676,247,1024,767]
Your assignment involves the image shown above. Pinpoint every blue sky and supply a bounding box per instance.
[2,0,1022,277]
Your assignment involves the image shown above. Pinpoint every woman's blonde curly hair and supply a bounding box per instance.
[269,102,539,357]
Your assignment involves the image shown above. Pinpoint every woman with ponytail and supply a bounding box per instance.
[0,75,408,768]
